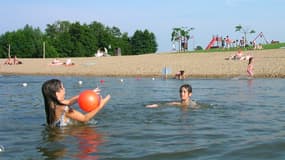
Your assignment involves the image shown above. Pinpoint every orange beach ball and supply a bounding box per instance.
[78,90,101,112]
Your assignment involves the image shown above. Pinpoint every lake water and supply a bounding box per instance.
[0,75,285,160]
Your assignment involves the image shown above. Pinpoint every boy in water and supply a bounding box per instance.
[146,84,196,108]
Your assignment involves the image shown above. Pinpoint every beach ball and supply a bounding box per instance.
[78,90,101,112]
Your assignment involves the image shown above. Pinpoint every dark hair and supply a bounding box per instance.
[42,79,70,126]
[179,84,192,93]
[248,57,254,65]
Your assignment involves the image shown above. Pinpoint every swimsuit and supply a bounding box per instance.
[53,106,71,127]
[247,64,253,76]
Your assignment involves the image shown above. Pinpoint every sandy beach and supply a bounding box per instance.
[1,49,285,78]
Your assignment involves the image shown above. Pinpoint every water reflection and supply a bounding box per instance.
[247,79,253,88]
[37,125,104,160]
[72,125,104,160]
[37,126,67,159]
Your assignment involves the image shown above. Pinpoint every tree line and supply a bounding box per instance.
[0,21,158,58]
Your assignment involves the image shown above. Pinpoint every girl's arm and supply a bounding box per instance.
[62,95,79,106]
[62,88,101,106]
[145,104,159,108]
[145,101,180,108]
[66,94,111,122]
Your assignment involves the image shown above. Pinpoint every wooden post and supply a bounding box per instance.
[8,44,10,58]
[43,41,45,59]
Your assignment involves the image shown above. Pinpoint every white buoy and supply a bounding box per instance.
[120,79,124,82]
[152,77,155,80]
[0,145,5,152]
[78,80,83,85]
[22,83,27,87]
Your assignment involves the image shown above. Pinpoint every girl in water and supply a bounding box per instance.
[42,79,111,127]
[247,57,254,77]
[146,84,196,108]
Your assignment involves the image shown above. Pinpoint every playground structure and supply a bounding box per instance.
[205,32,270,50]
[252,32,269,44]
[205,36,223,50]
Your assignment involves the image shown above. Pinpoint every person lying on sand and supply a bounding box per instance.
[13,55,22,64]
[63,59,75,66]
[4,57,13,65]
[225,49,252,61]
[49,58,63,66]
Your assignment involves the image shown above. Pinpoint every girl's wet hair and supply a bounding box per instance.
[179,84,192,93]
[42,79,72,126]
[248,57,254,65]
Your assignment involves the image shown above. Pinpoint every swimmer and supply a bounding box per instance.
[42,79,111,127]
[146,84,197,108]
[247,57,254,77]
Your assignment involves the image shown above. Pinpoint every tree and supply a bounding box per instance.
[45,21,73,57]
[171,26,194,52]
[131,29,157,54]
[235,24,255,47]
[0,25,44,58]
[0,20,158,57]
[195,45,203,51]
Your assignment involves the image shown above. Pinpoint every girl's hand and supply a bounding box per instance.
[145,104,159,108]
[93,87,101,94]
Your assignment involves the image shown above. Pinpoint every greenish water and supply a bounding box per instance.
[0,75,285,160]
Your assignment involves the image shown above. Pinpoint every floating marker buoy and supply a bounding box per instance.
[78,80,83,85]
[0,145,5,152]
[22,83,27,87]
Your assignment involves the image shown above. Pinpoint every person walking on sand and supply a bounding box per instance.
[247,57,254,77]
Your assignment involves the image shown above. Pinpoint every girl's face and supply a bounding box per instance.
[56,83,65,101]
[180,87,191,101]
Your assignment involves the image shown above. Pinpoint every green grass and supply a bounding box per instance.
[262,42,285,49]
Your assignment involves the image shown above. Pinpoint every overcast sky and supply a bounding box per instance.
[1,0,284,52]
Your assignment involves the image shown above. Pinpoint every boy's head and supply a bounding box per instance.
[179,84,192,100]
[179,84,192,93]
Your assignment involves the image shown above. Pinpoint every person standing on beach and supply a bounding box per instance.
[247,57,254,77]
[42,79,111,127]
[146,84,197,108]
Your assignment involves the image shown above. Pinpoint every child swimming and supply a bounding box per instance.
[146,84,197,108]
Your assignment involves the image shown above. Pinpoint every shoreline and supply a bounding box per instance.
[1,49,285,78]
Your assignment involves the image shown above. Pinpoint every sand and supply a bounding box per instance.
[1,49,285,78]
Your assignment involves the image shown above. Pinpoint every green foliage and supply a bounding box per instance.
[0,21,158,58]
[195,45,203,50]
[262,42,285,49]
[0,25,44,58]
[130,29,157,55]
[171,26,194,52]
[235,24,255,45]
